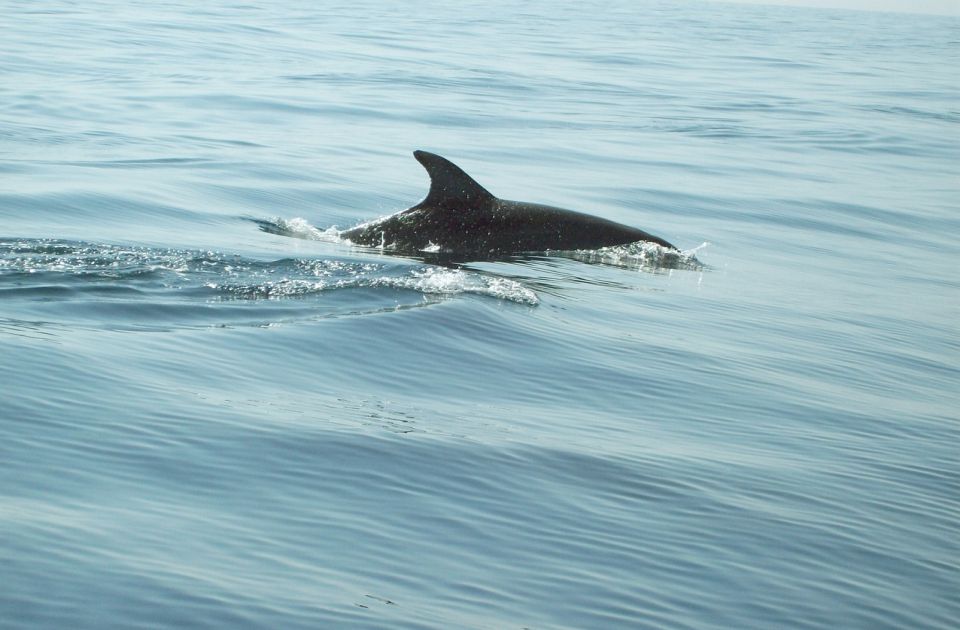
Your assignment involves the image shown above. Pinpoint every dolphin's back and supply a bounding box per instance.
[340,151,676,256]
[493,199,676,251]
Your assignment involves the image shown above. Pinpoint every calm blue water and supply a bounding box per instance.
[2,1,958,628]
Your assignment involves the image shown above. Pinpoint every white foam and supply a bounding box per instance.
[374,267,539,306]
[568,241,707,271]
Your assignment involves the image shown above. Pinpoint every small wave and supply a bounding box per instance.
[0,239,197,278]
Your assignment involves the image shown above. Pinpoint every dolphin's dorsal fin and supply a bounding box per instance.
[412,150,495,210]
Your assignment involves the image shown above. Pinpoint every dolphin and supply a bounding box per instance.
[340,151,677,259]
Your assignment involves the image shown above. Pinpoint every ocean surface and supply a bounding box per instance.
[2,1,958,628]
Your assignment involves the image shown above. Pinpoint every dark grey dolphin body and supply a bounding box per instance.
[340,151,676,258]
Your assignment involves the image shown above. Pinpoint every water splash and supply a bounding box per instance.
[251,217,342,242]
[564,241,708,271]
[372,267,539,305]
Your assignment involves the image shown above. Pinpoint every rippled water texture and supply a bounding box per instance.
[2,1,958,628]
